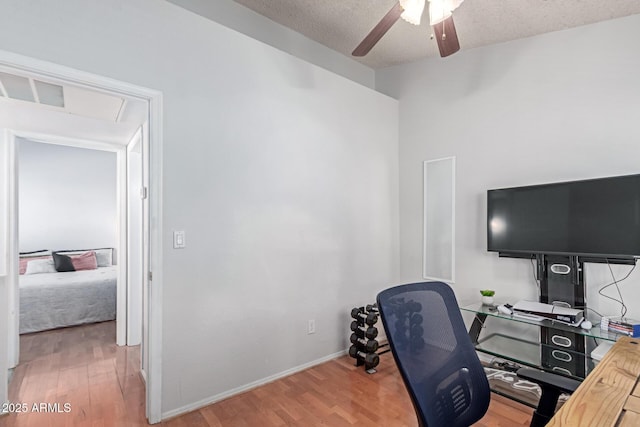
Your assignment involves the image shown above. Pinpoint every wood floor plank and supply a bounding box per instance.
[3,321,534,426]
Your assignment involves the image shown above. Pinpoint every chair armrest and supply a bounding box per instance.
[516,367,581,394]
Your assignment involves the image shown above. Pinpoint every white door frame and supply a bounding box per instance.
[3,131,18,374]
[126,127,144,347]
[0,50,163,423]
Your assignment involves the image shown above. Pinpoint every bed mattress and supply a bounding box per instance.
[19,266,117,334]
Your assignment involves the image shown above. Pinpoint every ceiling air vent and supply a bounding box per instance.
[0,72,65,107]
[0,71,35,102]
[0,71,127,122]
[34,80,65,107]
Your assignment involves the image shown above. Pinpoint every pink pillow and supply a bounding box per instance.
[70,251,98,271]
[19,256,51,274]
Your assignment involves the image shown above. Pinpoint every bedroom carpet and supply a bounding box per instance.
[3,322,533,426]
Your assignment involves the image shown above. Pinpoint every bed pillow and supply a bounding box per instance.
[70,251,98,271]
[52,252,75,272]
[19,255,51,274]
[57,248,113,267]
[24,258,57,275]
[94,248,113,267]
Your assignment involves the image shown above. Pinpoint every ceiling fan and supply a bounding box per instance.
[353,0,464,58]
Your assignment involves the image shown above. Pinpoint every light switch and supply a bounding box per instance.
[173,231,186,249]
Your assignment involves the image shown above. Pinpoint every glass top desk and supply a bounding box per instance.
[461,303,620,343]
[460,302,625,406]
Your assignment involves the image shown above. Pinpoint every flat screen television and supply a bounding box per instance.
[487,174,640,258]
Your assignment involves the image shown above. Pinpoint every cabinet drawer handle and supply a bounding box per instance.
[552,366,572,376]
[552,350,573,362]
[551,335,572,347]
[550,264,571,274]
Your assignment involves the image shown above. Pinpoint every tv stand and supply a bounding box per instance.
[537,254,586,377]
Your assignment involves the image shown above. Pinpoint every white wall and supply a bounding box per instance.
[376,14,640,320]
[17,139,117,252]
[0,0,399,417]
[166,0,375,89]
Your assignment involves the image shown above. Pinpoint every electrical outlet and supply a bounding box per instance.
[307,319,316,334]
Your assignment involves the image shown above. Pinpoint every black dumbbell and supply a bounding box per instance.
[348,345,380,367]
[350,321,378,339]
[410,324,424,336]
[392,300,421,316]
[408,301,422,312]
[410,336,425,350]
[365,304,378,313]
[410,313,423,325]
[351,307,378,325]
[349,333,379,352]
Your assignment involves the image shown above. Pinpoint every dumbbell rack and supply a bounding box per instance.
[348,304,390,374]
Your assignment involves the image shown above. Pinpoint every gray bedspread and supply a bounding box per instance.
[19,266,117,334]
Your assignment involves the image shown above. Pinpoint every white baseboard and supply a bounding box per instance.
[162,349,347,421]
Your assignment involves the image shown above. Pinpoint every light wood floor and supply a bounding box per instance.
[4,321,144,427]
[2,321,533,426]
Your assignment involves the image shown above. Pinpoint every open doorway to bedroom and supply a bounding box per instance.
[16,139,119,335]
[0,55,162,423]
[11,137,144,423]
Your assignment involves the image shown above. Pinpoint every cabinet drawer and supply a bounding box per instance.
[541,327,585,352]
[541,346,586,378]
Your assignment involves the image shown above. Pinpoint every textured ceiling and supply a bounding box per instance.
[232,0,640,69]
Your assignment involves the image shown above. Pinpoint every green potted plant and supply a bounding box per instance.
[480,289,495,305]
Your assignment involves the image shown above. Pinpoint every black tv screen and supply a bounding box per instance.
[487,174,640,258]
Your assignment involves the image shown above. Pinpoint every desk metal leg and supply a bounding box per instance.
[469,313,487,345]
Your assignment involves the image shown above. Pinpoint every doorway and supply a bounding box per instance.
[0,52,163,423]
[16,138,120,338]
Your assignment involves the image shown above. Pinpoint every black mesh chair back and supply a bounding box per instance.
[377,281,490,427]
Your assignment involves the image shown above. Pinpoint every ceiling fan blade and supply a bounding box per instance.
[352,2,403,57]
[432,15,460,57]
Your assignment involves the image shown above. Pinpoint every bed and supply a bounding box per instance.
[18,249,117,334]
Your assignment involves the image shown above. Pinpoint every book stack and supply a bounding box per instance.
[606,317,640,337]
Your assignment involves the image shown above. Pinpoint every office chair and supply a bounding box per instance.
[376,281,580,427]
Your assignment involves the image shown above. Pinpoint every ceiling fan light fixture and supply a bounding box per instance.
[399,0,425,25]
[428,0,464,25]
